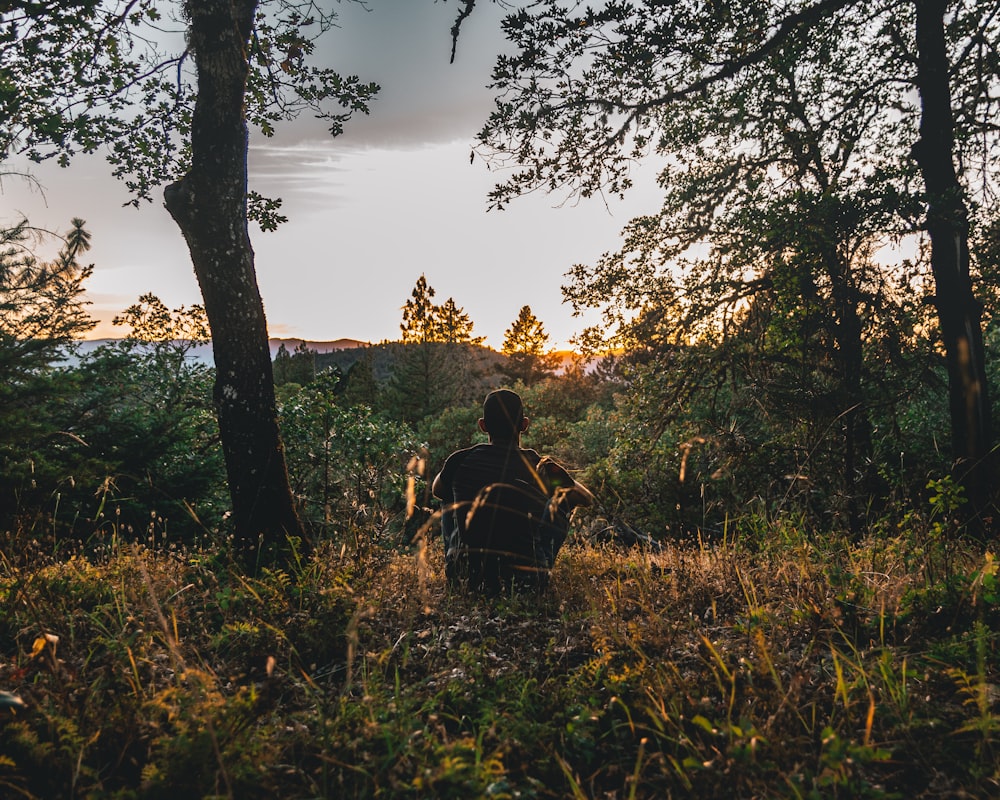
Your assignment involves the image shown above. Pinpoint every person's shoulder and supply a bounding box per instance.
[441,442,489,469]
[519,447,543,464]
[444,443,484,460]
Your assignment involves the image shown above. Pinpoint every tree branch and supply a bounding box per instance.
[450,0,476,64]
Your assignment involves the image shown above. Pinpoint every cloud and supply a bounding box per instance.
[283,0,509,149]
[249,143,354,209]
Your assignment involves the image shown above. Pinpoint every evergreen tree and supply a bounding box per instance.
[290,342,316,385]
[64,304,223,538]
[400,275,483,345]
[1,217,96,525]
[387,342,464,424]
[502,305,558,385]
[436,297,484,345]
[401,275,440,344]
[273,342,293,385]
[390,276,483,424]
[340,351,381,408]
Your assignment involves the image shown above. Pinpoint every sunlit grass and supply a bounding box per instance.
[1,518,997,798]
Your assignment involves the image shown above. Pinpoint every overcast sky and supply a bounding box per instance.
[2,0,662,349]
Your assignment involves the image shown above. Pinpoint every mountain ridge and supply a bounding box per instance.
[70,337,588,371]
[71,337,371,365]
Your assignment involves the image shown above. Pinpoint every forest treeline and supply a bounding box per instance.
[2,2,999,551]
[2,248,993,551]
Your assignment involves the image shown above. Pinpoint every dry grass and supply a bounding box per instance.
[1,523,998,798]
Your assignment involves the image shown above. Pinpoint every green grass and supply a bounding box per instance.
[1,521,998,798]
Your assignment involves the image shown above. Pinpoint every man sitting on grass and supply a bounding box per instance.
[432,389,593,594]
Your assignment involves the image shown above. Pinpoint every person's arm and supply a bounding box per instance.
[431,470,445,500]
[537,456,594,509]
[568,478,595,508]
[432,449,463,501]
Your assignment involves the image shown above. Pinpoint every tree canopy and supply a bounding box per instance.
[474,0,1000,525]
[2,1,378,227]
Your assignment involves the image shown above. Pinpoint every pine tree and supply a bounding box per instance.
[502,305,558,385]
[1,217,97,526]
[273,343,292,385]
[436,297,484,345]
[400,275,439,344]
[340,351,380,408]
[289,341,316,385]
[391,276,482,423]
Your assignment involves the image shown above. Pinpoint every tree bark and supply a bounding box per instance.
[163,0,305,563]
[913,0,994,527]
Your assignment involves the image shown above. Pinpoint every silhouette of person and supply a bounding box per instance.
[432,389,593,592]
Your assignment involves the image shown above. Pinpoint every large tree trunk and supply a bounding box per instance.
[913,0,994,528]
[163,0,305,563]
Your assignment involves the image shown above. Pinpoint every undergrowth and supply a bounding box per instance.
[1,518,998,799]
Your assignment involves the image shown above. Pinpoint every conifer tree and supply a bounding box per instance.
[436,297,484,345]
[391,276,481,423]
[1,217,96,525]
[273,343,293,385]
[0,217,95,381]
[290,342,316,385]
[502,305,558,385]
[401,275,440,344]
[340,352,380,408]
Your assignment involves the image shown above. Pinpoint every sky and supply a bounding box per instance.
[2,1,664,350]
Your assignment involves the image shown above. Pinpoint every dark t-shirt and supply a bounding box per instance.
[433,442,582,591]
[434,443,563,591]
[433,443,544,507]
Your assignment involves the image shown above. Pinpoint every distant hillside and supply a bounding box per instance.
[69,338,596,379]
[315,342,509,386]
[267,338,368,358]
[70,337,369,366]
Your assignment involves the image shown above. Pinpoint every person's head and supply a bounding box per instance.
[479,389,528,444]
